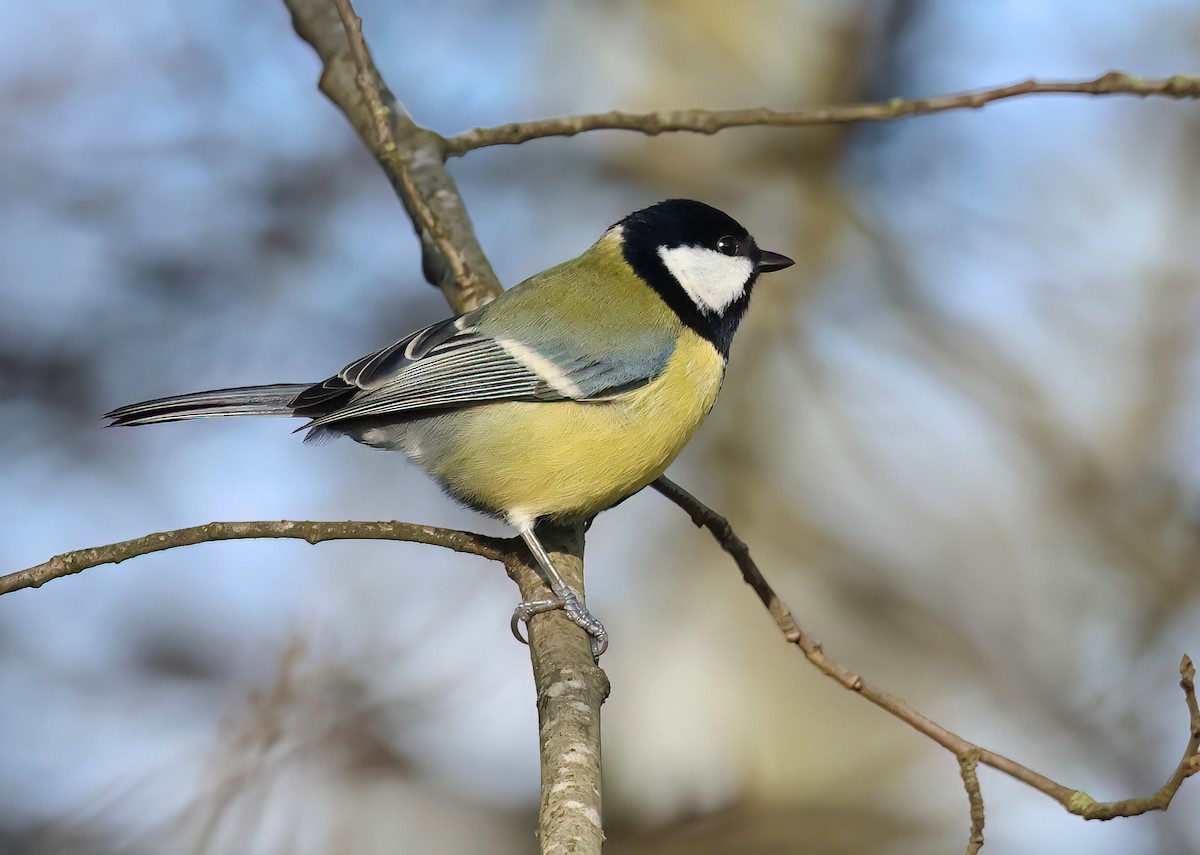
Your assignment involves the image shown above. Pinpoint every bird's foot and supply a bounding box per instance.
[510,586,608,657]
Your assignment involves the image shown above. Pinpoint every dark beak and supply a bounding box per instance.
[756,250,795,273]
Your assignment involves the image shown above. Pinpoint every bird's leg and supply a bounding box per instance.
[510,522,608,657]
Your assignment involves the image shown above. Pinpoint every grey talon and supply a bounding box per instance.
[510,597,565,645]
[512,520,611,656]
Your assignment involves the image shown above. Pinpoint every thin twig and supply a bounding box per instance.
[0,521,510,596]
[650,475,1200,821]
[444,71,1200,157]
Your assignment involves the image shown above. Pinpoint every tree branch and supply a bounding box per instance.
[959,752,985,855]
[444,71,1200,157]
[0,521,510,597]
[505,523,609,854]
[282,3,602,851]
[285,0,502,312]
[651,476,1200,823]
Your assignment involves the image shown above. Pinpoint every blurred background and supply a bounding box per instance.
[2,1,1199,852]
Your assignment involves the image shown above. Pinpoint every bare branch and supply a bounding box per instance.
[504,523,609,854]
[281,3,602,851]
[285,0,502,312]
[445,71,1200,157]
[330,0,395,155]
[651,476,1200,822]
[0,520,510,597]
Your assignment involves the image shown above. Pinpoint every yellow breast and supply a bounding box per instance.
[429,329,725,521]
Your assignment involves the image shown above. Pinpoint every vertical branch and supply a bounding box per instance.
[959,752,985,855]
[507,523,609,854]
[281,2,605,850]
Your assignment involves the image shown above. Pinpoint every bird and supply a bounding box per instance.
[106,199,794,656]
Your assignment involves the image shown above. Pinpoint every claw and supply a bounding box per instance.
[510,519,610,657]
[510,597,563,645]
[558,588,608,656]
[509,587,608,657]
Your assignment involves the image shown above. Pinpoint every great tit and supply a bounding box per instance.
[106,198,794,656]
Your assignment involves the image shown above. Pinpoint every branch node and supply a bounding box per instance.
[1067,791,1097,813]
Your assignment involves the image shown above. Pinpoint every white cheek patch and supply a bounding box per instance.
[657,245,754,315]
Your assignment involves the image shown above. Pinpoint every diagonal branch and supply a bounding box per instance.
[444,71,1200,157]
[651,475,1200,822]
[286,0,502,312]
[0,521,510,597]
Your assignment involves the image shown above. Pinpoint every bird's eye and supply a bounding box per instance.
[716,235,739,256]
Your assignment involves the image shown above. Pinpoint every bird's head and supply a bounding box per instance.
[612,199,793,355]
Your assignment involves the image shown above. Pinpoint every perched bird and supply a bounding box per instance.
[106,199,793,656]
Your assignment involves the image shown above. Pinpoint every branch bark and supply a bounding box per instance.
[282,2,603,851]
[286,0,501,313]
[651,476,1200,824]
[959,752,985,855]
[505,524,610,854]
[0,521,508,597]
[444,71,1200,156]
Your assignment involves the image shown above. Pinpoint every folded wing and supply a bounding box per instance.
[292,313,675,431]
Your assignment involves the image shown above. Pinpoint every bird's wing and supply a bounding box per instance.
[293,313,676,429]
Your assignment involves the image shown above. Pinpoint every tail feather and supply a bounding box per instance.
[105,384,312,427]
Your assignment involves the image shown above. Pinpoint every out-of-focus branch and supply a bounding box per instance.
[651,476,1200,823]
[285,0,501,312]
[282,3,601,852]
[959,753,985,855]
[0,521,510,597]
[444,71,1200,157]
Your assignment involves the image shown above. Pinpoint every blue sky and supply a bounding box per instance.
[1,2,1198,853]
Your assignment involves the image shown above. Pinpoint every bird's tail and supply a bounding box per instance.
[104,384,312,427]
